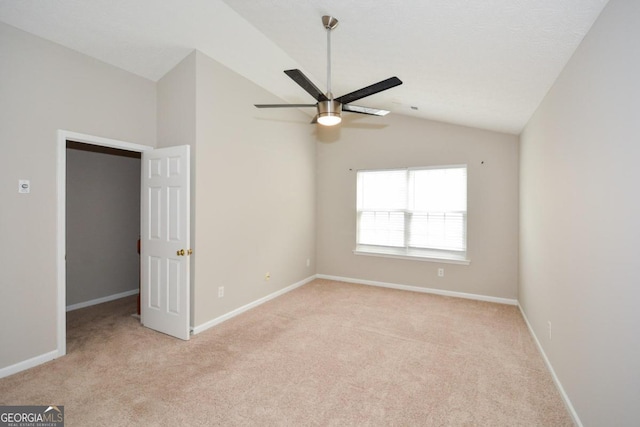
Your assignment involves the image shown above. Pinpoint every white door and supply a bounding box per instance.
[141,145,191,340]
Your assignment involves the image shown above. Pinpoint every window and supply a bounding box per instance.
[355,165,468,263]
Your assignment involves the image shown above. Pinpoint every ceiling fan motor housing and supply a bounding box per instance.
[317,99,342,125]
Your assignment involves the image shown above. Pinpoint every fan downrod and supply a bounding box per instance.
[322,15,338,30]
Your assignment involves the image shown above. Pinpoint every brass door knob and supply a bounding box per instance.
[177,249,185,256]
[187,249,193,255]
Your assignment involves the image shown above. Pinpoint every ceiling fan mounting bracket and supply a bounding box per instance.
[322,15,339,30]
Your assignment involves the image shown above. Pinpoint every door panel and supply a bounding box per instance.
[141,145,190,340]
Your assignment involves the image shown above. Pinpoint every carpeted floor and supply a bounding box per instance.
[0,279,573,426]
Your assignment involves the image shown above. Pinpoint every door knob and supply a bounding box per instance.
[187,249,193,255]
[177,249,185,256]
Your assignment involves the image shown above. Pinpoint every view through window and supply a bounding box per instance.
[355,165,468,262]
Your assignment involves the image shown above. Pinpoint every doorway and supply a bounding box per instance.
[65,141,141,313]
[56,130,153,358]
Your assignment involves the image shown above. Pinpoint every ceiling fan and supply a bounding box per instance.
[254,15,403,126]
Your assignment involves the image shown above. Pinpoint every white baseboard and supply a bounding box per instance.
[66,289,139,312]
[316,274,518,305]
[191,275,316,335]
[0,349,61,379]
[518,303,583,427]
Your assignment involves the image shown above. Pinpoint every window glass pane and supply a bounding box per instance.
[409,212,466,251]
[410,168,466,212]
[357,170,406,210]
[358,211,405,247]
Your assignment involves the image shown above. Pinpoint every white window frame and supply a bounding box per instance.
[354,165,470,265]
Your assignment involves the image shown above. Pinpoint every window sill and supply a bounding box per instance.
[353,248,470,265]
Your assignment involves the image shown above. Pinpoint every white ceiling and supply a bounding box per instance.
[0,0,609,134]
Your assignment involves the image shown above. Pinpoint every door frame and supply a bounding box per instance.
[56,130,153,358]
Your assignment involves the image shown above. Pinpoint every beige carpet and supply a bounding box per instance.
[0,279,572,426]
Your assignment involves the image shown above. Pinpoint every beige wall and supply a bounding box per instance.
[519,0,640,424]
[156,51,198,324]
[65,144,141,306]
[316,114,519,299]
[0,22,156,370]
[191,51,316,326]
[157,53,196,149]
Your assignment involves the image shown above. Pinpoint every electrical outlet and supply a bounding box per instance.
[438,268,444,277]
[265,272,270,281]
[218,286,224,298]
[548,321,552,341]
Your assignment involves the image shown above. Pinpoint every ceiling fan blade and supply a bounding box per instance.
[335,77,403,105]
[342,104,390,116]
[284,69,329,102]
[254,104,317,108]
[310,115,318,124]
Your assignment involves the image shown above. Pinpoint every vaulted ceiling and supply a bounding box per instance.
[0,0,609,134]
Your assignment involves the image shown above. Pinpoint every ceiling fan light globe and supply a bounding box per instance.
[317,114,342,126]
